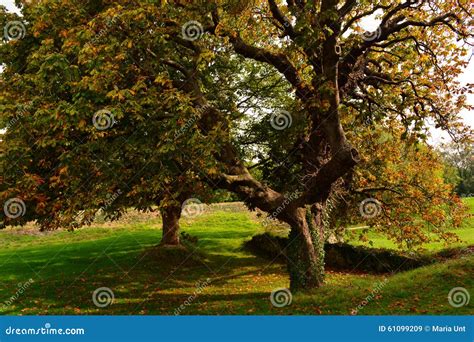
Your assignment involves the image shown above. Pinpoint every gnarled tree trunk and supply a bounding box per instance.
[286,203,326,291]
[160,205,182,245]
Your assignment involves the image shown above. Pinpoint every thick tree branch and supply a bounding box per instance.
[229,34,312,99]
[268,0,296,38]
[339,12,463,94]
[295,145,359,205]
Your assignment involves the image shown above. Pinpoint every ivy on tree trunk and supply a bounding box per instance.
[286,204,326,291]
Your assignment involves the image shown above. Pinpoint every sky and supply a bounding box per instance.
[1,0,472,144]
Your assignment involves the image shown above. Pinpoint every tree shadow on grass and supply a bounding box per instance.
[0,238,288,315]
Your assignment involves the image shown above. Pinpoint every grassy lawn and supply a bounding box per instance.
[345,197,474,252]
[0,201,472,315]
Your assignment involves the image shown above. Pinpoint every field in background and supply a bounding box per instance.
[0,199,472,315]
[345,197,474,252]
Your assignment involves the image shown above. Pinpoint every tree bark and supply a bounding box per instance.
[160,205,182,245]
[286,204,326,291]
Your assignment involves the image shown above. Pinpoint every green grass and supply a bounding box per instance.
[0,202,472,315]
[464,197,474,211]
[345,197,474,252]
[345,227,474,252]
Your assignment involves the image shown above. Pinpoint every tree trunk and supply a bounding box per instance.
[160,205,181,245]
[286,203,325,292]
